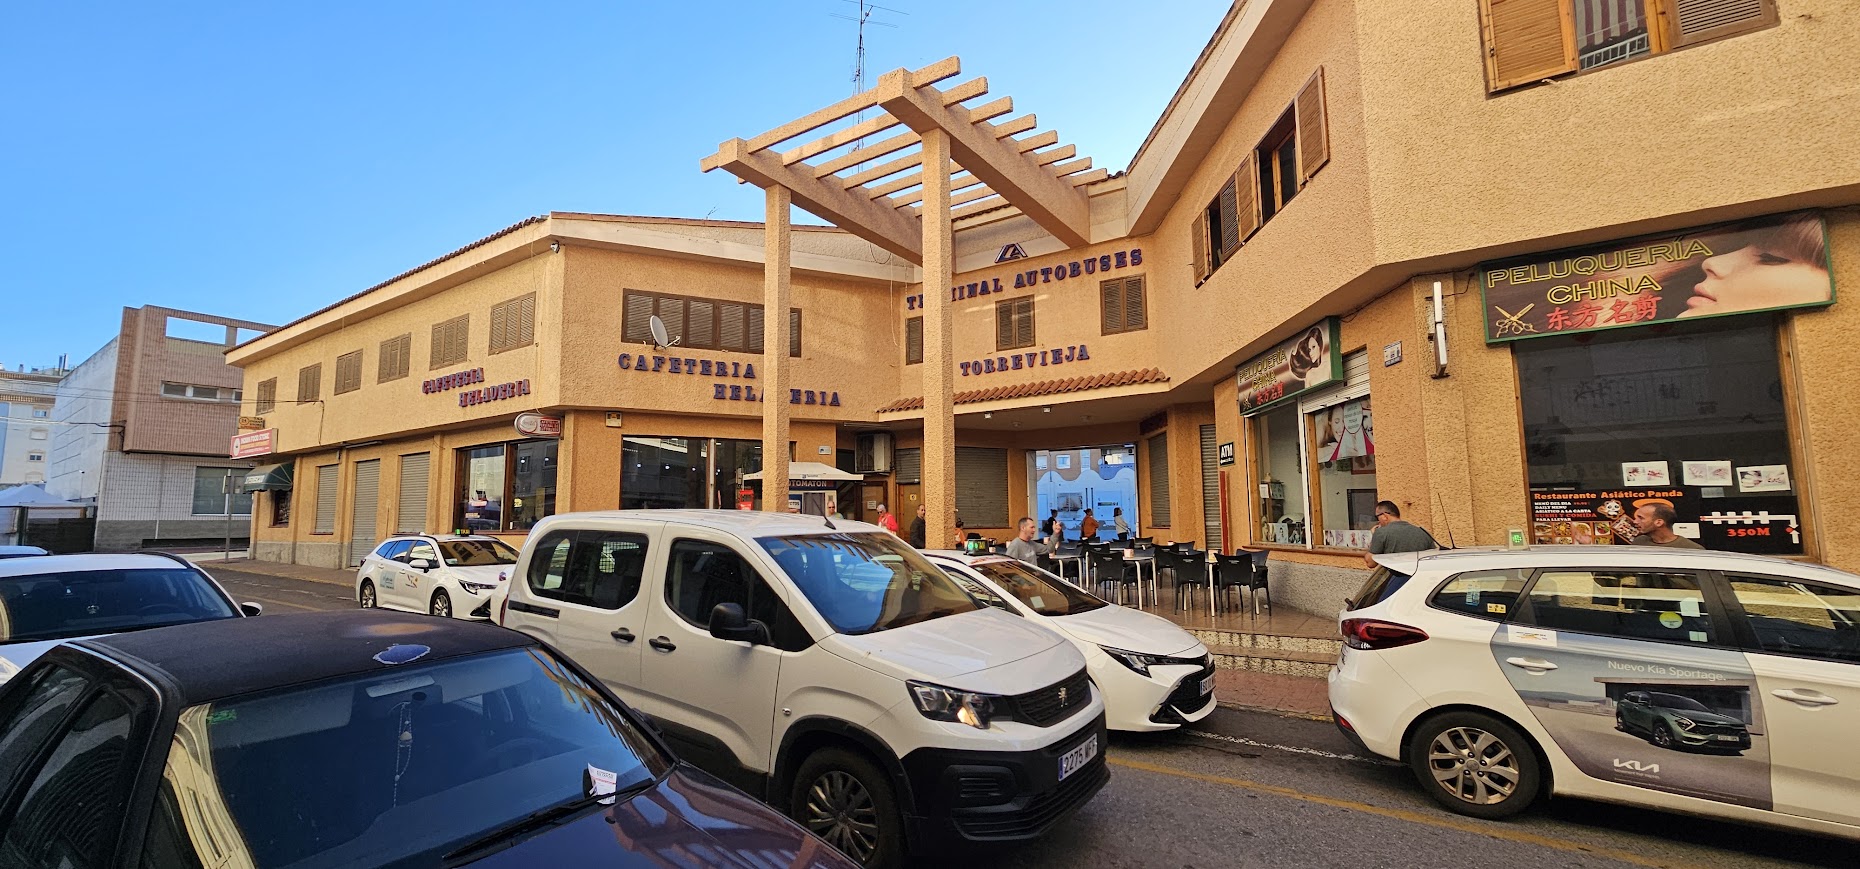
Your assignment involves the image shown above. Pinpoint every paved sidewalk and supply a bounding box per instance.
[193,557,354,587]
[1214,667,1330,720]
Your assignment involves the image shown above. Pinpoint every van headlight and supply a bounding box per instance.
[1100,646,1165,677]
[908,681,999,729]
[458,579,498,594]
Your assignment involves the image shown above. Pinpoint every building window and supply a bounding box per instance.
[26,452,44,462]
[271,489,292,526]
[905,316,923,365]
[621,289,801,356]
[1253,404,1304,545]
[995,297,1035,351]
[160,383,239,402]
[455,439,557,533]
[1310,395,1376,549]
[1100,276,1148,334]
[297,365,321,403]
[489,293,536,354]
[1192,68,1328,282]
[31,408,47,419]
[1248,348,1372,549]
[430,315,469,369]
[192,468,254,515]
[378,334,411,382]
[1479,0,1777,93]
[256,378,276,413]
[621,436,762,511]
[333,350,363,395]
[29,428,47,441]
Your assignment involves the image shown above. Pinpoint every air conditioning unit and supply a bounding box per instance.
[855,432,893,474]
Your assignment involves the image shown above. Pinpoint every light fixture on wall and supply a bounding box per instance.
[983,412,992,419]
[549,240,561,253]
[1042,406,1051,413]
[1429,279,1450,379]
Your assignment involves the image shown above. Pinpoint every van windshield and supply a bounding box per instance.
[759,532,983,634]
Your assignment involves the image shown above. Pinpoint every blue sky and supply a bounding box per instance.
[1,2,1229,368]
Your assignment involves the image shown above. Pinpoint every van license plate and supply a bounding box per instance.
[1058,735,1099,782]
[1198,674,1216,696]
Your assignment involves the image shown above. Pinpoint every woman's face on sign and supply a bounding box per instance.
[1683,240,1828,317]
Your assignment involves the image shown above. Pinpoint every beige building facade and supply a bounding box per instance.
[230,0,1860,615]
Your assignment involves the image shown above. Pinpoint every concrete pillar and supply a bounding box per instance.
[920,129,957,549]
[761,185,793,512]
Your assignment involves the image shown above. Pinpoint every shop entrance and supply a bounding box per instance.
[859,483,887,524]
[1030,445,1137,542]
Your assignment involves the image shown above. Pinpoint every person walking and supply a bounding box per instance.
[1040,510,1057,538]
[1362,501,1438,567]
[1113,507,1131,538]
[1005,517,1051,565]
[1630,502,1704,548]
[877,504,899,535]
[908,504,927,549]
[1079,509,1100,541]
[1047,514,1067,548]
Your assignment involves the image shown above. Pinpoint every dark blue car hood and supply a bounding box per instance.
[462,764,854,869]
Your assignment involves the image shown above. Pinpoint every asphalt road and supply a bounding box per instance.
[205,566,1853,869]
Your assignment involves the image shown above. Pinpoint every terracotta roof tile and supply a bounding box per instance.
[876,367,1169,414]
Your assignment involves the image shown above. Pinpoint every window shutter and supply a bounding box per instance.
[1668,0,1773,48]
[1124,275,1147,330]
[955,447,1009,528]
[1148,434,1172,527]
[396,453,430,535]
[1217,178,1240,257]
[894,447,922,483]
[298,364,320,402]
[314,464,338,534]
[687,299,715,349]
[1295,67,1330,184]
[746,306,765,353]
[1199,423,1224,552]
[378,334,410,382]
[256,378,276,414]
[623,291,654,344]
[1191,213,1209,283]
[488,300,509,354]
[996,300,1014,350]
[789,309,802,358]
[1235,155,1261,243]
[515,293,535,346]
[334,351,362,394]
[1478,0,1577,92]
[1100,278,1124,334]
[656,297,685,345]
[905,316,923,364]
[1014,298,1034,348]
[453,317,470,365]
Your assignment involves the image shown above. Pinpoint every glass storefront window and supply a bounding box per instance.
[455,440,556,533]
[191,468,253,515]
[459,446,505,532]
[1253,405,1305,544]
[621,436,761,511]
[510,440,557,530]
[1031,445,1136,541]
[1517,316,1801,554]
[1311,397,1377,549]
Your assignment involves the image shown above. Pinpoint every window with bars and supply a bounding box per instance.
[430,315,469,369]
[297,364,322,403]
[995,297,1035,351]
[333,350,363,395]
[1478,0,1776,93]
[1101,276,1148,335]
[905,316,923,365]
[378,334,411,382]
[256,378,276,413]
[489,292,537,354]
[1192,68,1328,283]
[621,289,801,356]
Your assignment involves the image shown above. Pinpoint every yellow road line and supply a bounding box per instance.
[1109,756,1709,869]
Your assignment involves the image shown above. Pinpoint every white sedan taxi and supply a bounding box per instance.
[355,535,517,620]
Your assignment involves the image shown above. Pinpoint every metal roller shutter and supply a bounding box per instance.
[397,453,429,535]
[894,447,921,484]
[349,459,381,568]
[315,465,338,534]
[955,447,1008,528]
[1200,424,1223,552]
[1148,435,1171,528]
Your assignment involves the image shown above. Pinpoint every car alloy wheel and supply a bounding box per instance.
[1653,722,1674,748]
[359,580,376,609]
[430,590,451,619]
[790,747,901,868]
[1408,711,1541,820]
[803,770,879,862]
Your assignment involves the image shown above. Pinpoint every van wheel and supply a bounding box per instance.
[359,580,377,609]
[1408,711,1541,820]
[791,747,903,868]
[430,589,451,619]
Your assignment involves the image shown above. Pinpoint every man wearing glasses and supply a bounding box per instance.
[1362,500,1439,568]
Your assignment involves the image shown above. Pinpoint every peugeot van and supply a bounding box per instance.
[498,511,1108,867]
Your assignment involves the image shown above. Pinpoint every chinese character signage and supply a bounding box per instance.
[1482,211,1832,343]
[1236,318,1342,414]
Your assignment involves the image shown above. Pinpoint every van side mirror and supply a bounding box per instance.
[709,602,770,645]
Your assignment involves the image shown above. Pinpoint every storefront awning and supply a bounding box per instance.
[744,462,863,490]
[241,462,294,492]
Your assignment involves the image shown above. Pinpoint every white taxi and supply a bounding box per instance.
[355,535,517,620]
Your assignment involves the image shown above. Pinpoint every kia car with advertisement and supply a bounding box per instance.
[1329,546,1859,840]
[497,510,1108,868]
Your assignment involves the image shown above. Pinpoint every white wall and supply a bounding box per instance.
[47,339,118,502]
[0,375,59,487]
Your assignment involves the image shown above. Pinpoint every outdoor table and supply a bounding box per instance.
[1123,548,1157,607]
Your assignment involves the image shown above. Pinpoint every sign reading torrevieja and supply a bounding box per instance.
[1481,211,1833,343]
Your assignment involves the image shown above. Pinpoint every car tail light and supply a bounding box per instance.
[1341,618,1428,651]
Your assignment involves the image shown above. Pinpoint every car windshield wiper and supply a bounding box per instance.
[440,777,657,867]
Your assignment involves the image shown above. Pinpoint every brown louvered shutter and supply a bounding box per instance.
[656,297,685,345]
[1100,278,1124,334]
[452,316,470,365]
[488,302,508,354]
[622,291,654,344]
[789,309,802,358]
[1191,213,1209,283]
[746,306,765,353]
[720,303,747,351]
[1668,0,1774,48]
[1478,0,1576,93]
[905,316,923,364]
[1235,153,1261,243]
[515,293,534,346]
[996,300,1014,350]
[334,350,362,394]
[298,364,321,402]
[1295,67,1330,184]
[378,334,409,382]
[1124,275,1147,331]
[1014,298,1034,348]
[256,378,276,414]
[686,299,715,349]
[1217,178,1240,258]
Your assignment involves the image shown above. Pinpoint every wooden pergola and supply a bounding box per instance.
[702,57,1105,545]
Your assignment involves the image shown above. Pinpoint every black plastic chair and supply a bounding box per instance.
[1171,550,1210,612]
[1246,549,1273,615]
[1088,549,1139,604]
[1212,553,1254,615]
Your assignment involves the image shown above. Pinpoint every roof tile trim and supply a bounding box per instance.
[876,367,1170,413]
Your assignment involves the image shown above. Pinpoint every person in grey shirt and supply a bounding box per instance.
[1362,500,1439,567]
[1004,517,1051,565]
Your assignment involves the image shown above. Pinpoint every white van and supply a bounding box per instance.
[498,510,1108,867]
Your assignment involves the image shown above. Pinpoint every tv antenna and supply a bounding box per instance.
[829,1,904,155]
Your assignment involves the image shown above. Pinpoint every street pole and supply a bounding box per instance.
[223,469,233,562]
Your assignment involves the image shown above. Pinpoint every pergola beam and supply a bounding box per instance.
[735,56,959,154]
[874,170,978,204]
[813,130,921,178]
[1013,130,1059,153]
[781,76,991,168]
[876,70,1091,248]
[710,138,923,262]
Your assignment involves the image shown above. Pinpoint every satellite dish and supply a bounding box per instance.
[647,315,680,350]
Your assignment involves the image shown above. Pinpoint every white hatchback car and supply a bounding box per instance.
[923,551,1215,732]
[355,535,518,620]
[1330,546,1860,841]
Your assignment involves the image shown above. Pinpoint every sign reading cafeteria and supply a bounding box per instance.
[1482,211,1833,342]
[1236,318,1341,414]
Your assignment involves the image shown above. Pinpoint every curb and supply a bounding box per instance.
[198,560,354,588]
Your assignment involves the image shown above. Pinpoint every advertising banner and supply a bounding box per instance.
[1529,487,1803,555]
[1482,211,1832,343]
[229,429,275,459]
[1236,318,1342,414]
